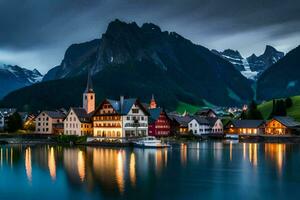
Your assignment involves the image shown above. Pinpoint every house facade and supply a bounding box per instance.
[148,108,172,137]
[225,120,265,135]
[64,108,93,136]
[35,111,65,134]
[206,117,223,134]
[92,97,149,138]
[188,116,211,136]
[168,114,192,135]
[265,116,300,135]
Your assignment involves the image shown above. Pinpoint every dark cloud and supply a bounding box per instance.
[0,0,299,73]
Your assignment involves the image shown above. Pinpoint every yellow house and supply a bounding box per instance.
[265,116,300,135]
[225,120,265,135]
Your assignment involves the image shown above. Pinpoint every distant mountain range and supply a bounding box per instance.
[0,19,253,111]
[212,45,284,80]
[0,63,43,99]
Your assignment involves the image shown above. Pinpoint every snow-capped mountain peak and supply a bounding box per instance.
[212,45,284,80]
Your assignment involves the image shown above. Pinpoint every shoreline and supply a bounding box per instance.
[1,133,300,146]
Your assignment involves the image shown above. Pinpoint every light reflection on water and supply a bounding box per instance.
[0,142,300,199]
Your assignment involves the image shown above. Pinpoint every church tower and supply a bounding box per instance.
[149,94,157,109]
[83,68,95,114]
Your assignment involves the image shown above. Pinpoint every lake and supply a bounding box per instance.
[0,141,300,200]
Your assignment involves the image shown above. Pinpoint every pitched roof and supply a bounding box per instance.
[195,108,217,116]
[149,108,162,121]
[85,68,94,93]
[190,116,210,125]
[70,107,91,123]
[43,111,65,119]
[205,117,219,126]
[168,114,192,126]
[271,116,300,128]
[229,120,265,128]
[95,98,149,116]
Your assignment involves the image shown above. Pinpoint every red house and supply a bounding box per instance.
[148,108,172,137]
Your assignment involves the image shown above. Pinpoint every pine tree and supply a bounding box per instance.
[285,97,293,108]
[246,100,263,120]
[6,112,23,133]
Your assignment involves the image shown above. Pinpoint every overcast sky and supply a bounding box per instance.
[0,0,299,73]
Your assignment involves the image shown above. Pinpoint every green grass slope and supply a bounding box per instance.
[258,96,300,121]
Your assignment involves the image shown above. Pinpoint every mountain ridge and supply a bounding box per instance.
[0,19,254,111]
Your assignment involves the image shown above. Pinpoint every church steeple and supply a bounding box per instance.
[83,68,95,114]
[85,67,94,93]
[149,94,157,109]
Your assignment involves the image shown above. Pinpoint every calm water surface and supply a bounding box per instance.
[1,141,300,200]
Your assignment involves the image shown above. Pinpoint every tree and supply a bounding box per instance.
[285,97,293,108]
[240,110,247,120]
[6,112,23,133]
[246,100,263,120]
[274,100,287,116]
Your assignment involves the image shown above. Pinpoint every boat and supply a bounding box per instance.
[133,136,170,148]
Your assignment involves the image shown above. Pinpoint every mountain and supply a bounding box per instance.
[212,45,284,80]
[257,45,300,101]
[0,20,254,111]
[0,63,43,99]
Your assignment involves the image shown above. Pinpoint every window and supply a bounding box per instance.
[91,96,93,100]
[127,116,130,120]
[132,109,139,113]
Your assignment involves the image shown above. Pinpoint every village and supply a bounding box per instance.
[1,71,300,145]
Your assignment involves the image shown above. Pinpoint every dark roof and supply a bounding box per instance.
[271,116,300,128]
[95,98,149,116]
[149,108,162,121]
[195,108,217,116]
[85,68,94,93]
[43,111,65,119]
[71,107,91,123]
[205,117,219,126]
[168,114,192,126]
[190,116,210,125]
[229,120,265,128]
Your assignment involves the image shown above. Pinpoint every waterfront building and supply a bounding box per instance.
[265,116,300,135]
[195,108,217,118]
[148,108,172,137]
[35,111,65,134]
[168,113,192,135]
[225,120,265,135]
[206,117,224,134]
[64,107,93,136]
[188,116,211,136]
[92,96,149,138]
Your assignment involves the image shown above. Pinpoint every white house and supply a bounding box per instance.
[188,116,211,136]
[206,117,223,134]
[35,111,65,134]
[64,107,92,136]
[92,96,149,138]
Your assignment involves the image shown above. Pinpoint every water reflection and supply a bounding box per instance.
[48,147,56,181]
[265,143,286,174]
[25,147,32,183]
[0,143,298,199]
